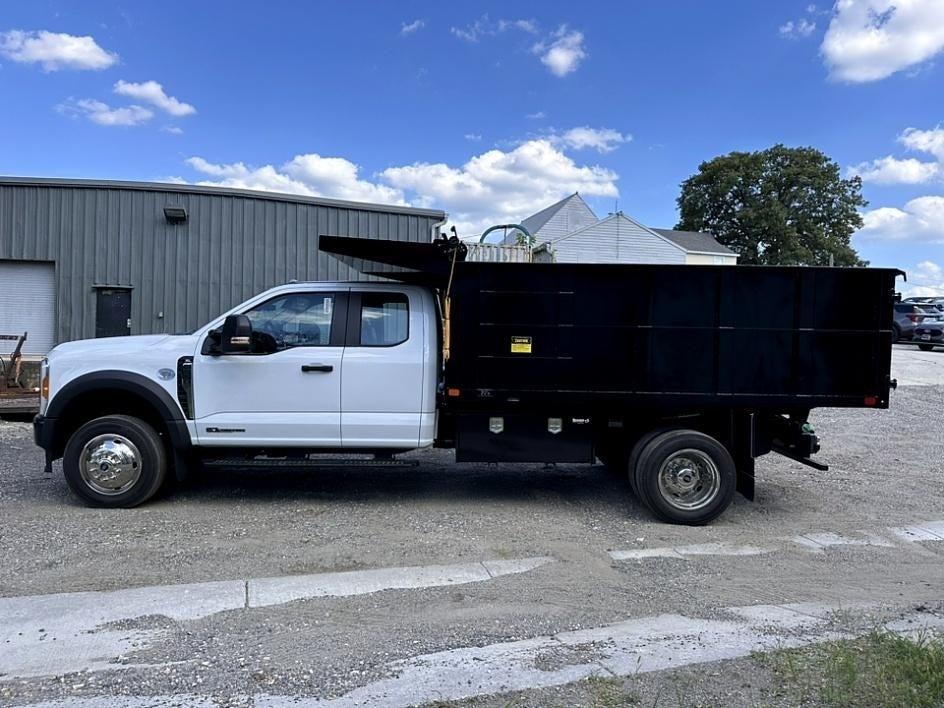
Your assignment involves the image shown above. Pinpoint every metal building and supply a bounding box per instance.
[0,177,445,356]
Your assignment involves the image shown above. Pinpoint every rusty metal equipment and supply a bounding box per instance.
[0,332,28,391]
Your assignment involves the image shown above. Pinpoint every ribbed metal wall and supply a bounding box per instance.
[464,243,532,263]
[0,178,445,347]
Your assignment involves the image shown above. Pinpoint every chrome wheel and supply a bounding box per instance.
[657,448,721,511]
[79,434,143,495]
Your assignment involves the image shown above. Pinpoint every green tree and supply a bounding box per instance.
[676,145,868,266]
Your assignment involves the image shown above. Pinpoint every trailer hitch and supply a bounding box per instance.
[771,443,829,471]
[768,417,829,471]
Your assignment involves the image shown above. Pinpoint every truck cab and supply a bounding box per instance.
[34,282,440,508]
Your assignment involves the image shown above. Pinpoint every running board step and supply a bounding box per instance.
[201,457,419,469]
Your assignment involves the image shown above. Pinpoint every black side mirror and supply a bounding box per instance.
[220,314,252,354]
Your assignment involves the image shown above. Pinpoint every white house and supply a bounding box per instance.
[500,193,738,265]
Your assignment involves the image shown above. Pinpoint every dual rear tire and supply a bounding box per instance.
[625,429,736,525]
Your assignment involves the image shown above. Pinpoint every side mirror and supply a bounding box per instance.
[220,314,252,354]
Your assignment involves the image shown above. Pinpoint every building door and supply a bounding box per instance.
[0,261,56,355]
[95,289,132,338]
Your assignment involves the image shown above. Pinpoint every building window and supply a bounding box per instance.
[245,293,334,349]
[359,293,409,346]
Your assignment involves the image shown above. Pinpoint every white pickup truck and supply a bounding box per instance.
[34,235,899,525]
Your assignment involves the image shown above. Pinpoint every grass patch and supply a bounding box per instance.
[584,675,639,707]
[763,629,944,707]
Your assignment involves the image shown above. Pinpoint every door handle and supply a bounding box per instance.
[301,363,334,372]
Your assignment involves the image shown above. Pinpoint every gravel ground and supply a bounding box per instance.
[1,377,943,706]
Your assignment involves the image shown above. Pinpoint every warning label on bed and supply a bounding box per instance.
[510,336,532,354]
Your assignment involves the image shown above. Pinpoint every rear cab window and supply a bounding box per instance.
[358,292,409,346]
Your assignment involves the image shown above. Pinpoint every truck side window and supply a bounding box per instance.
[245,293,334,349]
[360,293,408,346]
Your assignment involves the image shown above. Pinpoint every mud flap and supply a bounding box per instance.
[732,412,757,501]
[173,449,192,482]
[736,457,755,501]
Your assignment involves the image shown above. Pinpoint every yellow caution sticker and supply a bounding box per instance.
[510,335,532,354]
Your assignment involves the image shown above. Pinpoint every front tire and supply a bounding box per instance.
[633,430,736,525]
[918,343,935,351]
[892,324,901,343]
[63,415,168,508]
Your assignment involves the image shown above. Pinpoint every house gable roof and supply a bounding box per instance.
[651,229,738,256]
[519,192,596,238]
[543,212,685,253]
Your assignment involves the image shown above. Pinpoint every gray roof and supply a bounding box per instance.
[0,176,447,219]
[519,192,583,236]
[652,229,737,256]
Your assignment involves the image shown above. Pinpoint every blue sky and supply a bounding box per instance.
[1,1,943,293]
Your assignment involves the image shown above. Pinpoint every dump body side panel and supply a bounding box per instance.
[444,262,898,411]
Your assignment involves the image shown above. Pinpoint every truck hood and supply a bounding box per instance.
[50,334,178,358]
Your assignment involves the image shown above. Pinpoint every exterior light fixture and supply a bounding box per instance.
[163,205,188,224]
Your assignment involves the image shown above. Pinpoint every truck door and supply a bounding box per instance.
[192,289,347,447]
[341,289,428,448]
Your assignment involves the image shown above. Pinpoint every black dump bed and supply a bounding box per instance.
[446,262,899,410]
[320,235,900,411]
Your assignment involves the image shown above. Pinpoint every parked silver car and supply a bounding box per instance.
[893,303,940,342]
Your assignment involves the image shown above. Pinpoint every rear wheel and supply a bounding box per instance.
[633,429,736,525]
[918,343,935,351]
[628,428,670,497]
[63,415,168,508]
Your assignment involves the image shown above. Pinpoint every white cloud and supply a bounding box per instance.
[464,133,482,141]
[847,155,940,184]
[450,15,537,43]
[915,259,942,281]
[900,125,944,161]
[821,0,944,82]
[857,195,944,243]
[498,19,537,34]
[162,125,183,135]
[556,126,631,153]
[779,18,817,39]
[184,139,620,238]
[400,19,425,36]
[114,80,196,116]
[381,138,619,235]
[532,25,587,77]
[185,154,406,205]
[907,260,944,296]
[526,111,546,120]
[59,98,153,126]
[0,29,117,71]
[848,123,944,184]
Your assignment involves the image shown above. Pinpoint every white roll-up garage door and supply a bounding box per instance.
[0,261,57,355]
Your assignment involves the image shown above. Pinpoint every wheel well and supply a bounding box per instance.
[53,388,172,459]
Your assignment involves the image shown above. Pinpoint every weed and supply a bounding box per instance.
[585,674,640,707]
[765,629,944,707]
